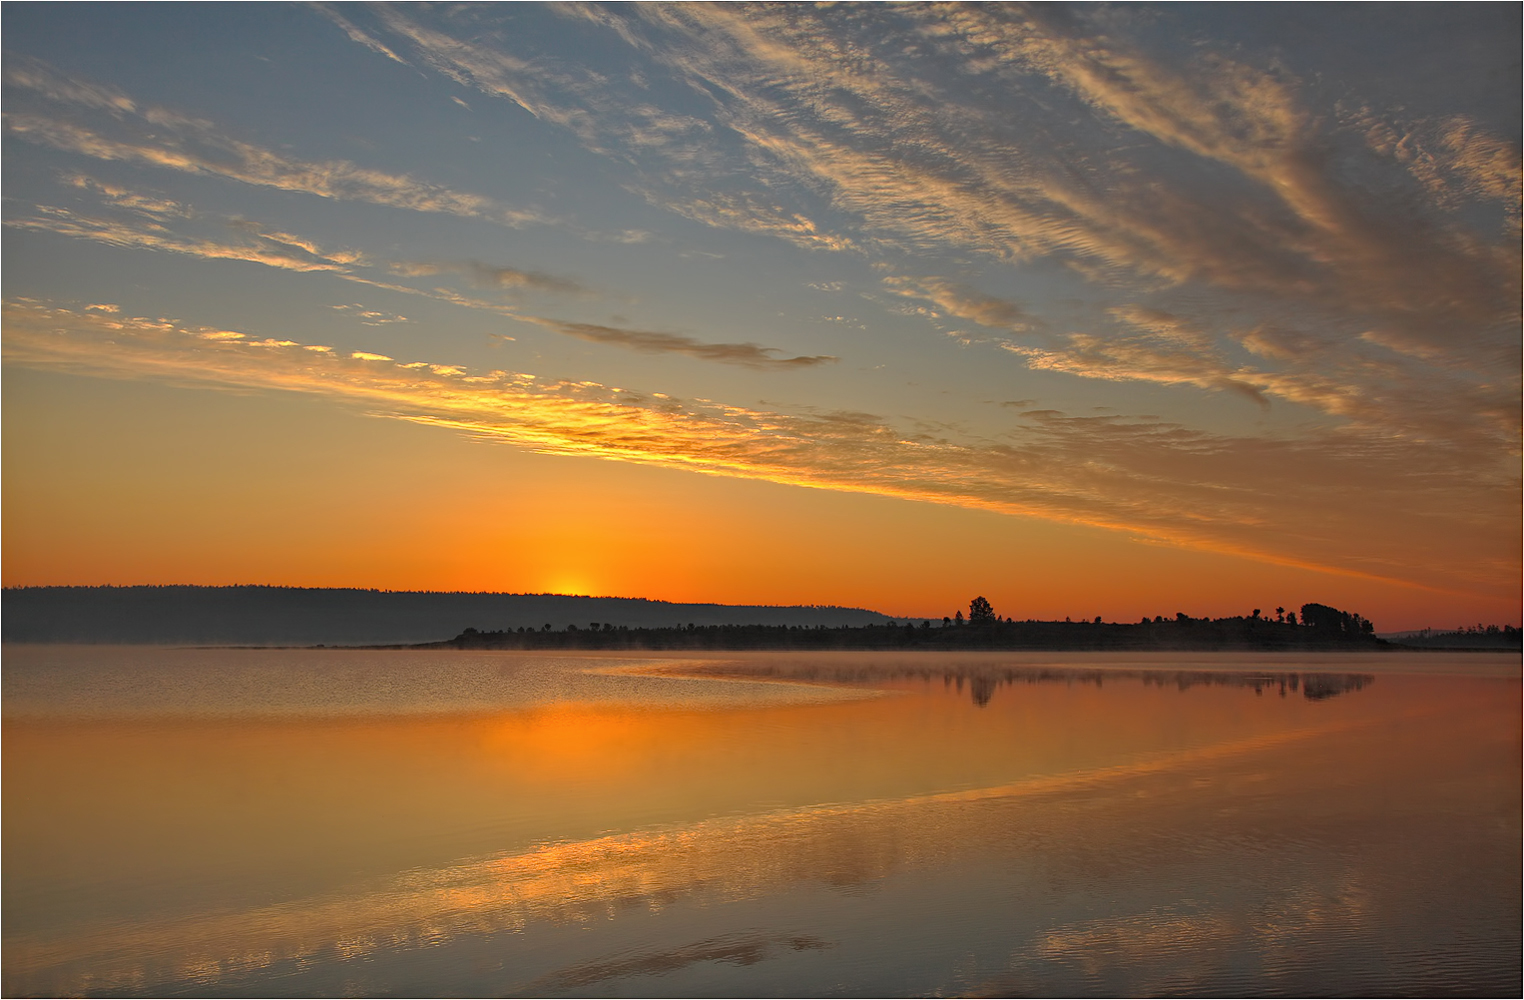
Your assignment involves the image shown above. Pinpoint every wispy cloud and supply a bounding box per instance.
[1008,305,1269,407]
[7,205,362,274]
[344,5,1517,460]
[5,299,1514,598]
[6,183,829,371]
[61,173,192,219]
[884,278,1516,456]
[297,3,1524,304]
[390,260,587,296]
[4,59,549,227]
[308,2,410,66]
[515,315,838,370]
[332,304,410,326]
[883,276,1042,335]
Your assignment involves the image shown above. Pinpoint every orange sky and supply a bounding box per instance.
[3,6,1518,632]
[5,366,1503,630]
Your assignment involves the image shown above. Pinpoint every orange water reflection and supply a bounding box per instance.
[3,650,1518,996]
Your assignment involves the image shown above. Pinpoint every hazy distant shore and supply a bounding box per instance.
[0,585,891,646]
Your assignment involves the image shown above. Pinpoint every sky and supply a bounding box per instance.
[3,3,1519,630]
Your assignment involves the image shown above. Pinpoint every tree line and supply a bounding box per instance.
[428,598,1392,652]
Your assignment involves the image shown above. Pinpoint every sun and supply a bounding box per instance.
[542,573,597,597]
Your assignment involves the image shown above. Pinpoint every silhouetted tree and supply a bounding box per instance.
[1300,603,1340,631]
[1300,603,1375,636]
[969,596,996,625]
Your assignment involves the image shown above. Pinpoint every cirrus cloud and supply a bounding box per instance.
[5,298,1515,601]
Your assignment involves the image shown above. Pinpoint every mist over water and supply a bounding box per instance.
[4,646,1519,997]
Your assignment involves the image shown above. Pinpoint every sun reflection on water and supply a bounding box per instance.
[3,648,1518,996]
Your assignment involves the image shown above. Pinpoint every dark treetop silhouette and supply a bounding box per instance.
[431,598,1403,652]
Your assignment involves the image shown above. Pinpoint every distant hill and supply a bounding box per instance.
[0,586,892,646]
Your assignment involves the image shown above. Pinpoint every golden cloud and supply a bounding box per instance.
[4,299,1516,598]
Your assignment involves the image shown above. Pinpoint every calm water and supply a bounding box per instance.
[3,645,1519,997]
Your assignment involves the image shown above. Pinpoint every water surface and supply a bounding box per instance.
[4,646,1518,996]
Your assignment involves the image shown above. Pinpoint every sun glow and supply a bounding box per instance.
[541,576,597,600]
